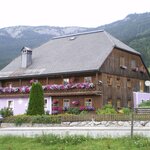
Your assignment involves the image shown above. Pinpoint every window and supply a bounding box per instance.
[84,77,92,83]
[139,80,144,92]
[127,79,131,88]
[116,77,120,87]
[117,99,121,108]
[120,57,125,66]
[63,99,70,109]
[107,99,112,105]
[44,99,48,109]
[131,60,136,69]
[7,100,14,110]
[63,78,69,85]
[107,76,113,86]
[85,98,92,107]
[127,100,131,108]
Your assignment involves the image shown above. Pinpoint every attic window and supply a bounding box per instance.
[69,36,76,41]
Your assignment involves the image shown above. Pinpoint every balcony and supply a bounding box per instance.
[0,82,102,98]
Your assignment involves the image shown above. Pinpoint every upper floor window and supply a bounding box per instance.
[85,98,92,106]
[120,57,125,66]
[107,76,113,86]
[84,77,92,83]
[131,60,136,68]
[63,78,70,85]
[120,57,127,69]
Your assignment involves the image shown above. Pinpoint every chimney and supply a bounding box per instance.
[21,47,32,68]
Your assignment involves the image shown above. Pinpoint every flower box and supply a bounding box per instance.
[72,100,79,106]
[53,99,59,104]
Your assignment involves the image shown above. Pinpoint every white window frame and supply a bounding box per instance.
[44,98,48,109]
[63,99,70,109]
[85,98,92,107]
[63,78,70,85]
[84,77,92,83]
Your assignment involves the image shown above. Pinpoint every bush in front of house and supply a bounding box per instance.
[3,115,61,126]
[0,107,13,118]
[27,82,45,115]
[118,107,132,115]
[138,100,150,108]
[67,107,80,115]
[96,104,117,114]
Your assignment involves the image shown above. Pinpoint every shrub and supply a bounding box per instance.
[3,115,61,125]
[96,104,117,114]
[139,100,150,108]
[118,107,131,115]
[0,107,13,118]
[27,82,44,115]
[67,107,80,115]
[80,110,88,115]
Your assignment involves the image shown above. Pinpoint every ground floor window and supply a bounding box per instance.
[63,99,70,109]
[44,99,48,109]
[107,99,112,105]
[127,100,131,108]
[85,98,92,106]
[7,100,14,110]
[116,99,121,108]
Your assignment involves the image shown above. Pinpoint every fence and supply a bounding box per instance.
[60,114,150,122]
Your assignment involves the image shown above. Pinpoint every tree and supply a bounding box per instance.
[27,82,44,115]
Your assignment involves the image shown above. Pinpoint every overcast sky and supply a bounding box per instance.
[0,0,149,28]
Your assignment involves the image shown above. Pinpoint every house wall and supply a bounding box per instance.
[100,48,149,80]
[0,97,52,115]
[100,48,149,108]
[52,95,102,110]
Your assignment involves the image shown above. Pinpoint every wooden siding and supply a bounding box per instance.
[101,73,144,108]
[100,48,149,80]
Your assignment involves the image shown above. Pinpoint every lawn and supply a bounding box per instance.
[0,135,150,150]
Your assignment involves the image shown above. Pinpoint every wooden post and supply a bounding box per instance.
[96,72,99,91]
[131,112,134,138]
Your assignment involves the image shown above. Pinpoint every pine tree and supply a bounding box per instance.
[27,82,44,115]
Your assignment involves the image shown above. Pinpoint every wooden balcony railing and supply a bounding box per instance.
[0,83,102,97]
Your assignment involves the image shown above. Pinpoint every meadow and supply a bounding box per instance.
[0,135,150,150]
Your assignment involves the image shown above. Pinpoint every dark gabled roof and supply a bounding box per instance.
[0,30,141,79]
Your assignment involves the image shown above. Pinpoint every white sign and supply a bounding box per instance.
[145,80,150,86]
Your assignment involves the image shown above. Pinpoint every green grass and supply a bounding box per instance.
[0,135,150,150]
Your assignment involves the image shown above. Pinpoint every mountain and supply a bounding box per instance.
[0,26,90,69]
[98,12,150,67]
[0,12,150,69]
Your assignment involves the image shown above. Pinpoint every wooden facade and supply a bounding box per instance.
[0,31,149,114]
[0,47,149,112]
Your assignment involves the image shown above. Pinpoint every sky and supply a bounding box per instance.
[0,0,150,28]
